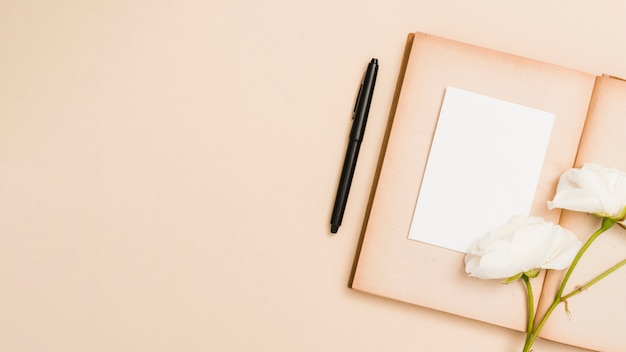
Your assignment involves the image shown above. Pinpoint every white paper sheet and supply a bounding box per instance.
[408,87,555,253]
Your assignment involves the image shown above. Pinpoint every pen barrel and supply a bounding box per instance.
[331,140,362,228]
[350,61,378,141]
[330,58,378,233]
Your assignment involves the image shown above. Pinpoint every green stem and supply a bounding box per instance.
[561,259,626,301]
[555,217,616,299]
[522,217,615,351]
[524,301,558,352]
[522,275,534,352]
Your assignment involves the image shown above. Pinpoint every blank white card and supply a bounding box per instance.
[408,87,555,253]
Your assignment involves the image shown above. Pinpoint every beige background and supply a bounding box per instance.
[1,1,625,351]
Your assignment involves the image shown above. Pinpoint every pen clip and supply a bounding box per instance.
[352,82,363,120]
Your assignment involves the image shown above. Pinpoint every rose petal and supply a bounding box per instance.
[465,215,581,280]
[549,164,626,219]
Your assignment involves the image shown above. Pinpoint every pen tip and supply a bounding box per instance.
[371,58,378,65]
[331,224,339,233]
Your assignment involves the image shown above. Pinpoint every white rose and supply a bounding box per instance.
[464,215,582,280]
[548,163,626,225]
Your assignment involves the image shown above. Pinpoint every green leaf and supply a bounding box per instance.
[503,272,523,284]
[524,269,541,279]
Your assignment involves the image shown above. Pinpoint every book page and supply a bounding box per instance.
[409,87,555,253]
[537,75,626,352]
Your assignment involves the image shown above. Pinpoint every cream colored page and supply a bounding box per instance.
[537,76,626,352]
[409,86,555,253]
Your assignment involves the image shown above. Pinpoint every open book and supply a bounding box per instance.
[350,32,626,352]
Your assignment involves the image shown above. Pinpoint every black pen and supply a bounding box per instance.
[331,58,378,233]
